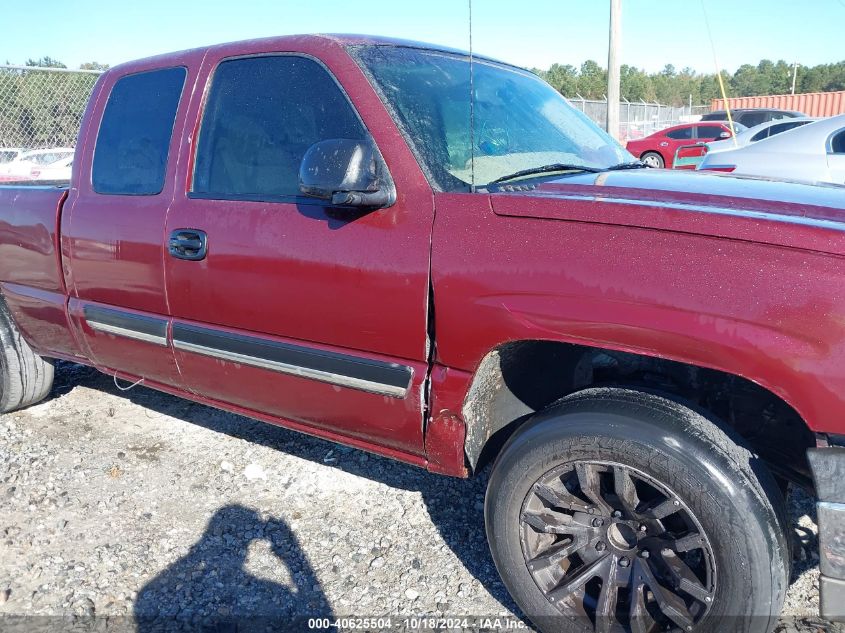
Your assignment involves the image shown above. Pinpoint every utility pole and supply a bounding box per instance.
[606,0,622,139]
[791,62,799,95]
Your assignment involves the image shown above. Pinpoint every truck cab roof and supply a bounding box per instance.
[106,33,506,76]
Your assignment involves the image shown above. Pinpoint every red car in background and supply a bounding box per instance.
[627,121,745,168]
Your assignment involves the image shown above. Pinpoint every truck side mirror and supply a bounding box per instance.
[299,138,395,209]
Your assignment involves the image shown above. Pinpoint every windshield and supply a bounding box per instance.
[352,46,632,191]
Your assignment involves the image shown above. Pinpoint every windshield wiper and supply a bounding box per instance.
[604,161,648,171]
[490,163,603,185]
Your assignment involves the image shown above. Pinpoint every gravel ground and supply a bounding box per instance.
[0,361,841,632]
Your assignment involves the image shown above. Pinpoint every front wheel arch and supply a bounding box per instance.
[461,340,815,486]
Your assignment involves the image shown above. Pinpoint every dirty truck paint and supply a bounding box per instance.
[2,35,845,478]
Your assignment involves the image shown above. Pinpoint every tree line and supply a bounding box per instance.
[535,59,845,106]
[12,57,110,71]
[3,54,844,148]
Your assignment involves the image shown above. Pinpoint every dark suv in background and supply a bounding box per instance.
[702,108,805,127]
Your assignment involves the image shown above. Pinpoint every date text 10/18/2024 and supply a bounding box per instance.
[308,617,530,630]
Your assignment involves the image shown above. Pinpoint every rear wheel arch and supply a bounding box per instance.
[640,150,665,168]
[0,293,54,413]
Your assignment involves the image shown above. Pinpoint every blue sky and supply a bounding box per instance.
[3,0,844,73]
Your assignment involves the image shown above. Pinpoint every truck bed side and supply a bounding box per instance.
[0,185,82,360]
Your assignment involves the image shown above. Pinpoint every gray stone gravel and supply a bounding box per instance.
[0,361,840,632]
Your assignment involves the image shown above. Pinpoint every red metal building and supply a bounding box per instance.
[711,91,845,117]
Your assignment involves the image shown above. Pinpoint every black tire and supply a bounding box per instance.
[640,152,664,168]
[485,387,788,633]
[0,298,54,413]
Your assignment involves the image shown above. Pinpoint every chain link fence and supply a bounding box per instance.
[0,64,714,158]
[0,65,103,151]
[568,95,712,141]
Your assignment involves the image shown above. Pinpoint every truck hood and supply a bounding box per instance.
[490,169,845,256]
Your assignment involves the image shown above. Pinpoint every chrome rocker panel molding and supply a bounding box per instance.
[171,322,412,399]
[83,305,168,347]
[81,304,412,398]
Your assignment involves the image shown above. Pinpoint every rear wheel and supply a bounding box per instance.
[485,388,788,633]
[0,299,54,413]
[640,152,664,168]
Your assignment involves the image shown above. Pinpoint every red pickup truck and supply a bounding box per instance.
[1,35,844,633]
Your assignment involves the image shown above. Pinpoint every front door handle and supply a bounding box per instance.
[169,229,208,261]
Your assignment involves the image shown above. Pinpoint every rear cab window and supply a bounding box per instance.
[92,67,186,195]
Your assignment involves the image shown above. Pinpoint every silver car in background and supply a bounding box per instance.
[698,114,845,185]
[705,117,817,154]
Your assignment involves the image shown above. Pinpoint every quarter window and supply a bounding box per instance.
[192,56,367,201]
[92,67,186,195]
[750,128,770,142]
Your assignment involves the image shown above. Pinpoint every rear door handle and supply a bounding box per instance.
[168,229,207,261]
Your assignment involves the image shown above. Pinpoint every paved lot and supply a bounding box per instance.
[0,362,839,632]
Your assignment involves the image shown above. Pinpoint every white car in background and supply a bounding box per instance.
[0,148,26,166]
[698,114,845,185]
[705,117,817,154]
[29,155,73,181]
[1,148,75,178]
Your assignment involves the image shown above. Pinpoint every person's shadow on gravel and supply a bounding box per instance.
[134,504,333,632]
[53,362,520,618]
